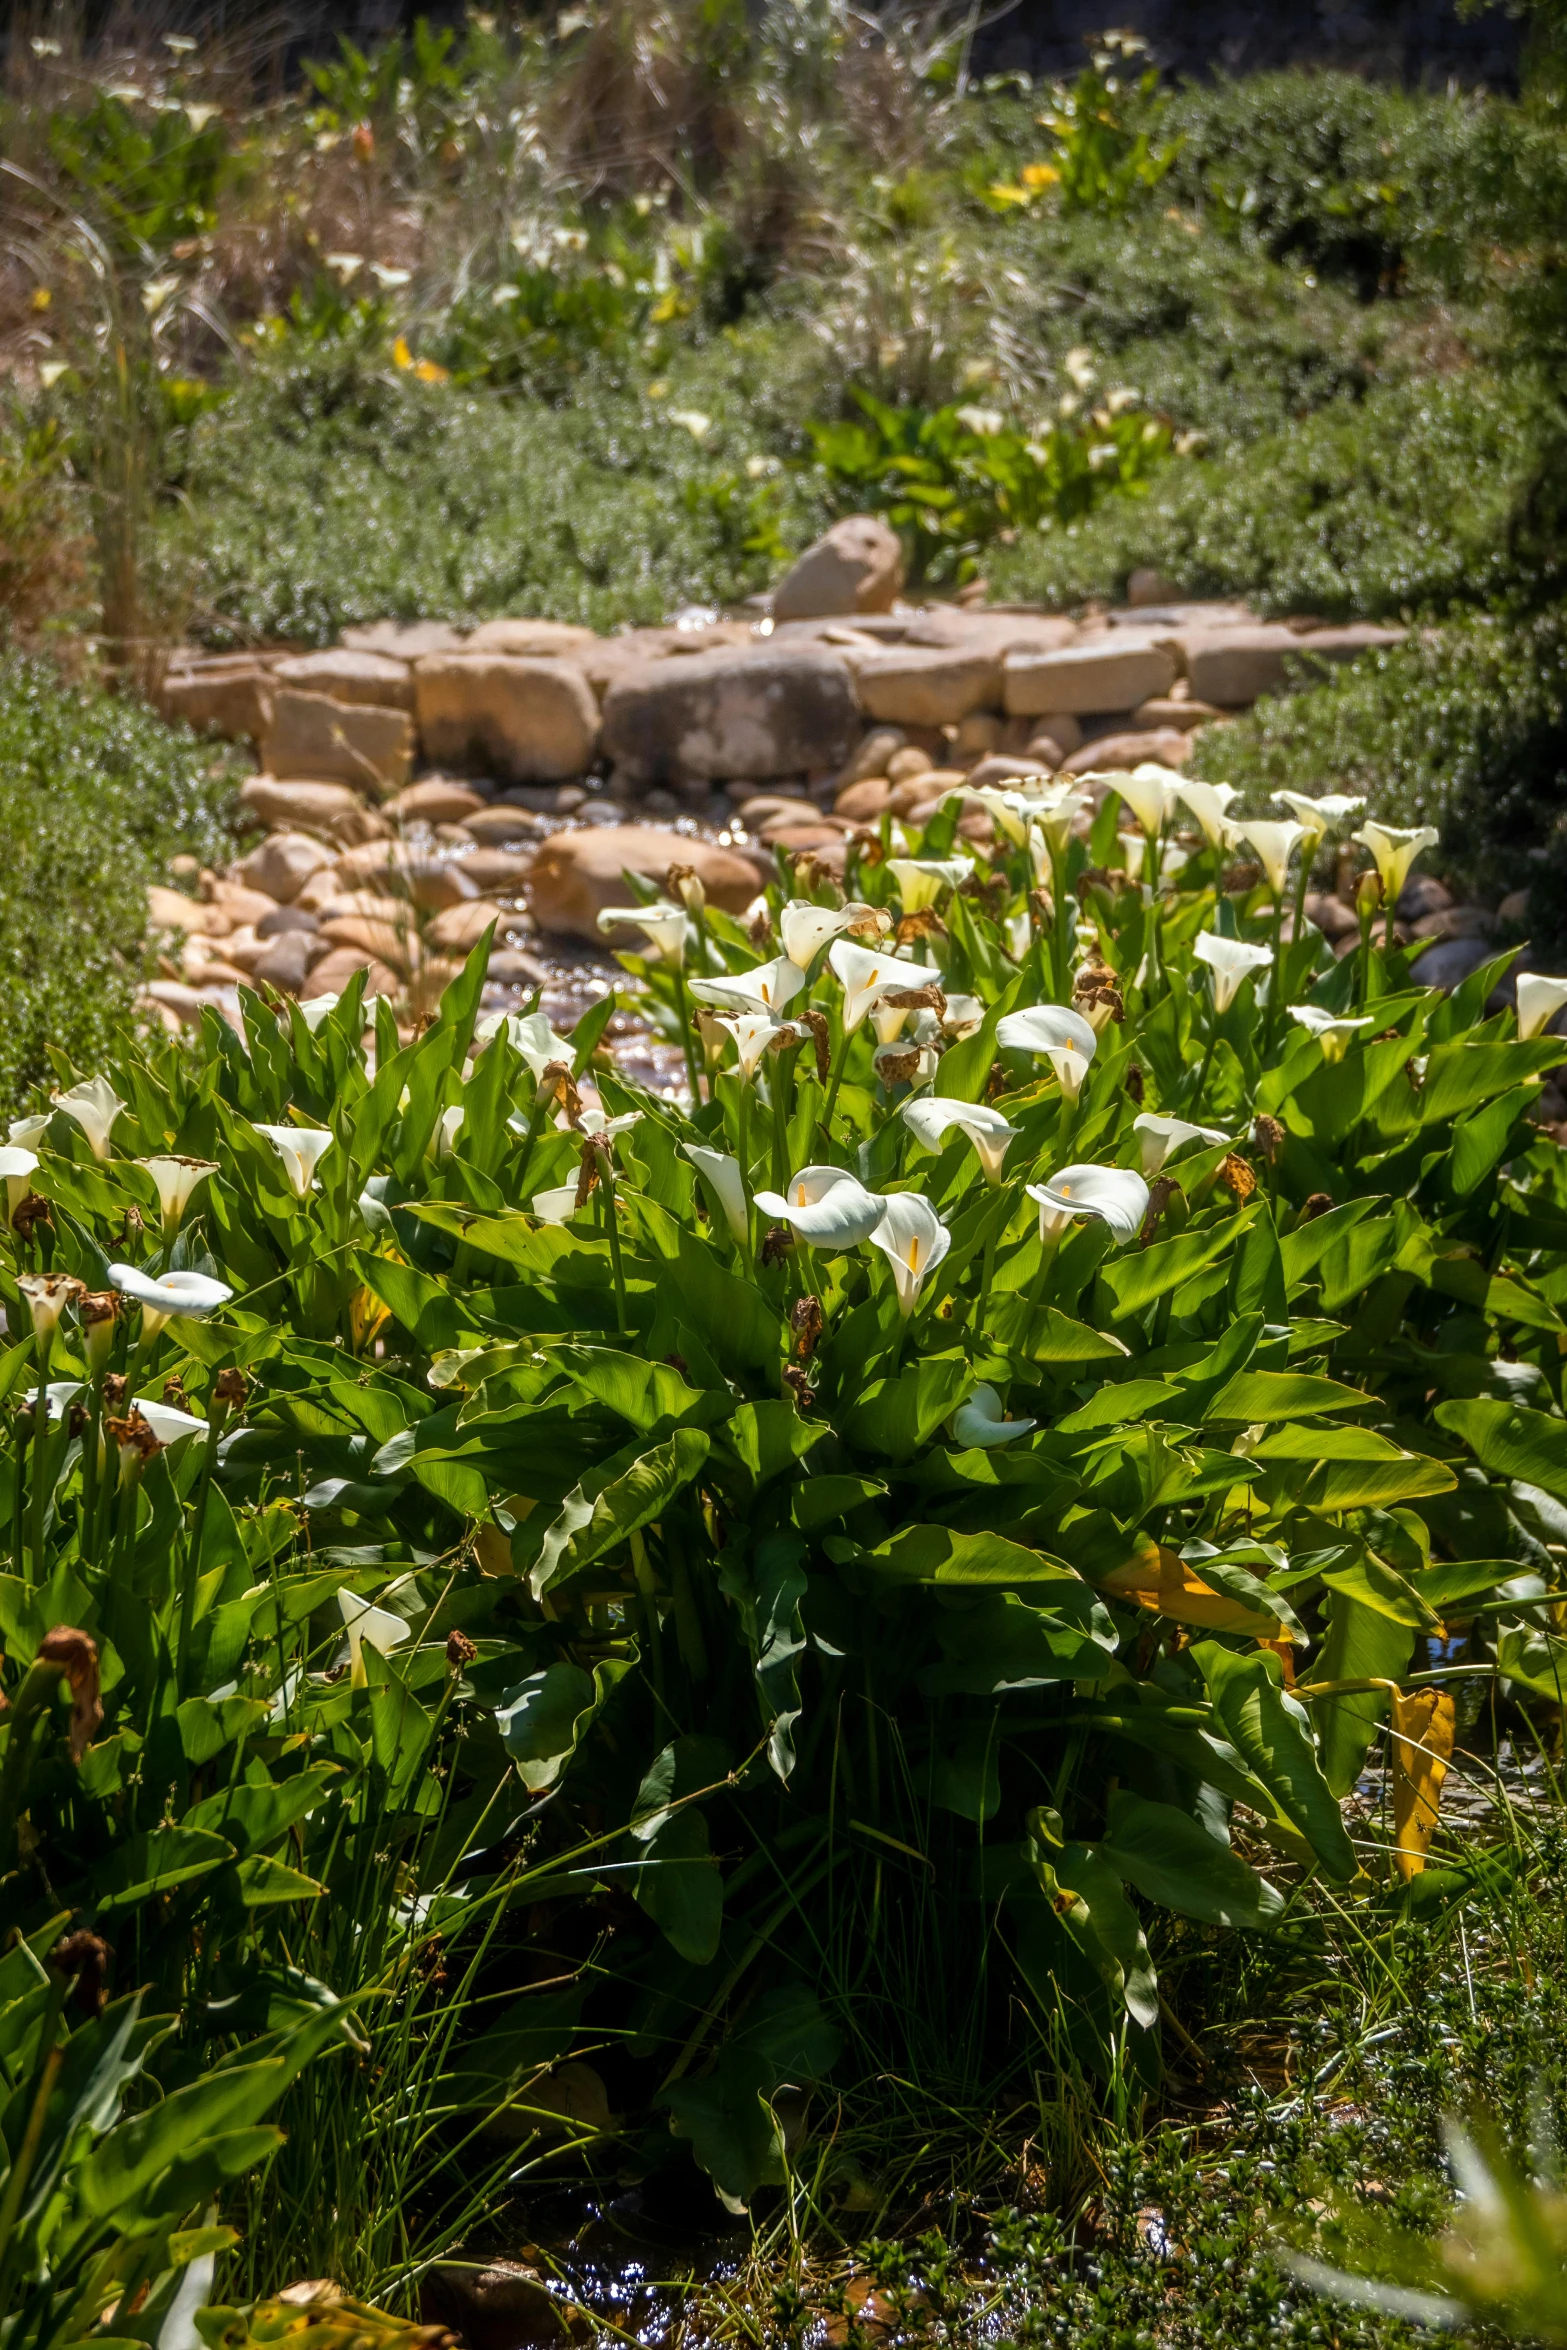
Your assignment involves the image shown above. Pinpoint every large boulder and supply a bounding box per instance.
[1003,639,1178,717]
[464,618,601,658]
[340,620,466,659]
[238,777,390,847]
[853,646,1001,728]
[413,654,599,782]
[899,608,1078,656]
[159,656,273,744]
[771,516,904,623]
[528,825,760,940]
[271,649,416,711]
[600,645,857,789]
[262,690,415,795]
[580,624,753,701]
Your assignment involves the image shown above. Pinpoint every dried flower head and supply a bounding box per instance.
[1140,1176,1183,1247]
[882,983,947,1017]
[791,1295,824,1363]
[214,1366,249,1409]
[1124,1064,1145,1104]
[38,1626,103,1761]
[161,1375,191,1412]
[446,1628,478,1670]
[1299,1192,1334,1223]
[795,1007,832,1085]
[1252,1113,1286,1165]
[11,1191,53,1243]
[1216,1153,1258,1203]
[539,1060,582,1127]
[760,1223,795,1270]
[49,1928,109,2014]
[895,909,946,945]
[102,1373,128,1408]
[782,1365,816,1413]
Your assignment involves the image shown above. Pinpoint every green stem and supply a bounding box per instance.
[1049,841,1071,1004]
[1261,889,1285,1061]
[974,1222,999,1332]
[599,1161,629,1338]
[11,1401,30,1580]
[175,1400,229,1693]
[28,1328,50,1585]
[1189,1020,1219,1115]
[672,965,702,1106]
[512,1087,549,1194]
[819,1024,852,1138]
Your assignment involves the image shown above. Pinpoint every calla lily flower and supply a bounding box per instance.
[531,1184,581,1225]
[683,1143,750,1247]
[716,1010,806,1079]
[867,1193,950,1316]
[478,1007,574,1077]
[298,994,342,1031]
[1516,973,1567,1042]
[1133,1112,1229,1176]
[1099,763,1181,840]
[0,1146,38,1217]
[1026,1163,1150,1245]
[1273,789,1366,845]
[827,939,930,1031]
[1223,818,1310,899]
[951,1384,1038,1448]
[778,900,888,970]
[254,1123,336,1198]
[902,1096,1020,1185]
[1027,783,1088,856]
[942,994,984,1039]
[956,785,1035,848]
[1288,1004,1376,1063]
[577,1104,641,1140]
[887,857,969,913]
[689,956,806,1015]
[1194,931,1273,1013]
[108,1263,233,1339]
[139,1155,218,1235]
[752,1165,886,1249]
[597,900,688,967]
[1114,834,1188,892]
[1175,778,1241,848]
[1352,820,1440,908]
[17,1273,83,1342]
[873,1038,939,1088]
[131,1395,211,1444]
[432,1104,465,1161]
[338,1588,411,1688]
[52,1076,125,1161]
[25,1380,85,1416]
[996,1003,1098,1063]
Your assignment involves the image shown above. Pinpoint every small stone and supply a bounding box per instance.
[158,657,273,744]
[1027,711,1083,755]
[456,846,534,894]
[738,793,821,828]
[233,830,334,902]
[148,886,227,936]
[1132,695,1223,732]
[1127,567,1180,607]
[464,617,601,657]
[963,754,1055,791]
[254,904,320,939]
[427,899,514,954]
[528,825,760,941]
[487,947,548,988]
[1397,873,1453,920]
[276,2284,345,2309]
[414,654,599,782]
[1170,625,1305,706]
[1304,892,1358,942]
[838,726,906,787]
[886,745,934,784]
[263,690,414,795]
[340,620,465,659]
[1410,935,1495,989]
[208,880,279,929]
[1499,888,1532,925]
[1061,728,1194,774]
[249,929,323,995]
[951,710,1008,761]
[890,768,966,819]
[319,915,417,975]
[239,778,390,848]
[308,945,401,997]
[770,515,904,622]
[1410,904,1493,941]
[834,777,893,821]
[389,777,487,825]
[463,805,545,846]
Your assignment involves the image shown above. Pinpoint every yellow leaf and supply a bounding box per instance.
[1100,1544,1288,1639]
[987,182,1033,207]
[31,287,51,311]
[391,335,414,369]
[1020,162,1059,189]
[1389,1686,1454,1879]
[414,357,449,384]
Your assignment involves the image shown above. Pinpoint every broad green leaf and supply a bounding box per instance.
[1449,1083,1540,1196]
[1101,1213,1253,1319]
[496,1656,631,1793]
[791,1474,886,1531]
[183,1764,339,1855]
[631,1808,723,1965]
[838,1353,973,1464]
[92,1826,235,1912]
[1099,1790,1284,1928]
[78,2059,286,2215]
[866,1525,1080,1584]
[1495,1620,1567,1700]
[1193,1641,1357,1881]
[1278,1198,1380,1292]
[552,1344,729,1436]
[1433,1398,1567,1504]
[532,1428,711,1598]
[1032,1842,1158,2030]
[919,1588,1117,1693]
[1206,1371,1368,1422]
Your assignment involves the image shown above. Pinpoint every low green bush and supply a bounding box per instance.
[0,652,239,1112]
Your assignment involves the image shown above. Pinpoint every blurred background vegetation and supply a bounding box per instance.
[2,0,1567,1075]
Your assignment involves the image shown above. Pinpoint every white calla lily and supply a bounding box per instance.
[576,1104,641,1140]
[716,1010,805,1079]
[827,939,930,1031]
[108,1263,233,1339]
[867,1192,950,1316]
[778,900,888,970]
[17,1274,82,1342]
[131,1396,211,1444]
[297,994,342,1032]
[1352,820,1441,908]
[1516,973,1567,1042]
[942,993,984,1039]
[1028,782,1088,856]
[52,1076,125,1161]
[752,1165,886,1249]
[1175,778,1241,847]
[1288,1004,1376,1063]
[596,900,688,967]
[689,956,806,1015]
[1223,818,1309,899]
[1099,763,1181,840]
[1193,931,1273,1013]
[996,1003,1098,1063]
[0,1146,38,1217]
[1026,1163,1150,1245]
[957,785,1034,848]
[8,1112,50,1149]
[951,1384,1038,1448]
[1273,789,1366,844]
[139,1155,218,1234]
[478,1007,574,1077]
[887,857,969,913]
[683,1143,750,1247]
[901,1096,1020,1185]
[432,1104,465,1161]
[1133,1112,1230,1176]
[531,1183,581,1225]
[254,1123,336,1198]
[338,1588,412,1688]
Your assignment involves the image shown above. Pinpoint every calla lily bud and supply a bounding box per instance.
[667,862,706,914]
[105,1409,163,1488]
[79,1291,120,1374]
[1356,866,1384,919]
[18,1272,85,1343]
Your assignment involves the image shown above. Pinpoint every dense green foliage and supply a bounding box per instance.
[0,655,238,1113]
[5,765,1567,2315]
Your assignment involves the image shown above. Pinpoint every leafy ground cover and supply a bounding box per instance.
[3,761,1567,2332]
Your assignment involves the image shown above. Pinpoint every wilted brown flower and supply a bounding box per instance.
[214,1367,249,1409]
[875,1047,924,1086]
[795,1007,831,1084]
[791,1296,824,1362]
[1140,1176,1183,1247]
[161,1375,191,1412]
[102,1373,128,1408]
[1073,961,1125,1028]
[1216,1154,1258,1203]
[782,1365,815,1413]
[895,909,946,945]
[747,903,774,952]
[882,983,947,1017]
[38,1627,102,1761]
[446,1629,478,1670]
[10,1192,53,1244]
[759,1224,794,1269]
[539,1060,582,1127]
[49,1928,109,2014]
[1124,1064,1145,1104]
[1299,1191,1334,1223]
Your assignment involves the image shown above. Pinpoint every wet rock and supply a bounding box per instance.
[462,805,546,846]
[1003,639,1177,717]
[415,654,599,783]
[421,2261,586,2350]
[600,645,857,790]
[389,778,488,826]
[239,777,391,848]
[263,689,414,796]
[737,792,822,828]
[770,514,904,622]
[853,646,1001,727]
[233,830,335,902]
[528,824,760,940]
[272,648,416,711]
